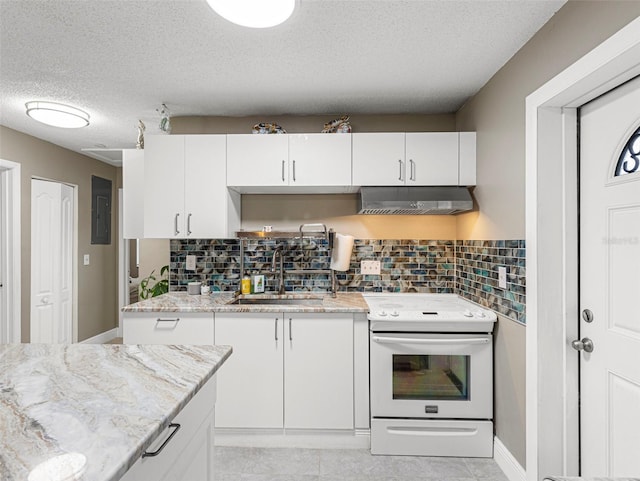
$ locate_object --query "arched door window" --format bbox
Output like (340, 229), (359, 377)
(615, 124), (640, 176)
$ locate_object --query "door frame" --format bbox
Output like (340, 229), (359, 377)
(525, 17), (640, 481)
(30, 177), (79, 343)
(0, 159), (21, 343)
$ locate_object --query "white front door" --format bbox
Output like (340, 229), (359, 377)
(579, 76), (640, 477)
(0, 174), (5, 343)
(30, 179), (74, 343)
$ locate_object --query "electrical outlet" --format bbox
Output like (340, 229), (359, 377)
(498, 266), (507, 289)
(186, 255), (196, 271)
(83, 254), (90, 266)
(361, 260), (381, 275)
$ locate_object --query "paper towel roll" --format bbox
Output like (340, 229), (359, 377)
(330, 233), (354, 271)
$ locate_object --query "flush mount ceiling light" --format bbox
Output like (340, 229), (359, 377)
(206, 0), (295, 28)
(25, 101), (90, 128)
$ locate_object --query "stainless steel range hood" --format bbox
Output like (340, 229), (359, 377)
(358, 186), (474, 215)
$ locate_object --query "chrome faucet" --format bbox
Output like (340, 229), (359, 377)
(271, 245), (286, 295)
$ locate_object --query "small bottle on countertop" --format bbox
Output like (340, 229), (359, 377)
(241, 272), (251, 295)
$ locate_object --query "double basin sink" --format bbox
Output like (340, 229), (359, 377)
(230, 294), (326, 306)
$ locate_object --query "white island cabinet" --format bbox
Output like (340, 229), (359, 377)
(143, 134), (240, 238)
(226, 133), (352, 192)
(214, 312), (354, 430)
(120, 375), (217, 481)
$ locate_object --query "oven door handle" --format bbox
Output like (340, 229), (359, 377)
(371, 335), (490, 345)
(386, 426), (478, 437)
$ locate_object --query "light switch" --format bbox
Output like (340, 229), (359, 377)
(498, 266), (507, 289)
(83, 254), (90, 266)
(186, 255), (196, 271)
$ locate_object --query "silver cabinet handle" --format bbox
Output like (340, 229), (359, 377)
(156, 318), (180, 322)
(571, 337), (594, 353)
(289, 318), (292, 341)
(409, 159), (415, 181)
(275, 317), (279, 341)
(187, 213), (192, 236)
(292, 160), (296, 182)
(398, 159), (403, 181)
(174, 213), (180, 236)
(281, 160), (286, 182)
(142, 423), (181, 458)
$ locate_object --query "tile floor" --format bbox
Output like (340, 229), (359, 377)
(213, 447), (509, 481)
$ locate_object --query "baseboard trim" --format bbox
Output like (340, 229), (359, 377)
(81, 328), (119, 344)
(215, 428), (370, 449)
(494, 436), (526, 481)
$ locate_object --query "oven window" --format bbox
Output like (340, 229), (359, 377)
(392, 355), (470, 401)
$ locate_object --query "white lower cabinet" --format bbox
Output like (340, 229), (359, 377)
(214, 313), (284, 429)
(122, 312), (214, 345)
(214, 312), (354, 430)
(121, 376), (216, 481)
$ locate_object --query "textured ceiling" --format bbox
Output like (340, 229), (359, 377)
(0, 0), (566, 166)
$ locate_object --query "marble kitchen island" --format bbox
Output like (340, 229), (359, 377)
(0, 343), (232, 481)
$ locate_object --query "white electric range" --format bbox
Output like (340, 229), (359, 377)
(364, 293), (497, 458)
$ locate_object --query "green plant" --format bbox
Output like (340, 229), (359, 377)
(139, 265), (169, 300)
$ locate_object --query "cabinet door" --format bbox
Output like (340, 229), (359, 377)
(284, 313), (354, 429)
(120, 377), (216, 481)
(123, 313), (214, 345)
(288, 134), (351, 186)
(458, 132), (476, 186)
(352, 133), (405, 186)
(226, 134), (289, 187)
(122, 149), (144, 239)
(214, 313), (284, 428)
(406, 132), (458, 185)
(144, 135), (185, 238)
(184, 135), (227, 238)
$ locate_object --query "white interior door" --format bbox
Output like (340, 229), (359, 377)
(31, 179), (74, 343)
(579, 76), (640, 477)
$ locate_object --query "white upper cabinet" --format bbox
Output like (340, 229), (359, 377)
(226, 133), (352, 192)
(122, 149), (144, 239)
(353, 132), (476, 187)
(458, 132), (477, 186)
(144, 135), (240, 238)
(226, 134), (289, 187)
(352, 133), (406, 186)
(405, 132), (459, 185)
(288, 134), (351, 186)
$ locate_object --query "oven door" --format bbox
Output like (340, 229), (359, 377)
(370, 332), (492, 419)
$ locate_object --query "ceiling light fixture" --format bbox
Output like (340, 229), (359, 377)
(206, 0), (295, 28)
(25, 101), (90, 128)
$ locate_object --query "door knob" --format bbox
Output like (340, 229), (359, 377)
(571, 337), (594, 353)
(42, 297), (49, 304)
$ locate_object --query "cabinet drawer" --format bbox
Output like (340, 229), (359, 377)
(371, 418), (493, 457)
(123, 312), (214, 345)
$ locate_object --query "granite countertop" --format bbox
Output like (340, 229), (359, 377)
(0, 343), (232, 481)
(121, 291), (369, 313)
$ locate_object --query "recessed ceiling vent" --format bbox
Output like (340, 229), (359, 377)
(358, 186), (474, 215)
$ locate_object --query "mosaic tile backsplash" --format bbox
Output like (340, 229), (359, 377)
(170, 238), (526, 324)
(456, 240), (526, 323)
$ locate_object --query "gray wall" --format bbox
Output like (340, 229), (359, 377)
(456, 0), (640, 467)
(0, 125), (121, 342)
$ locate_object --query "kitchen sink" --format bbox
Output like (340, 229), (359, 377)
(230, 296), (325, 306)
